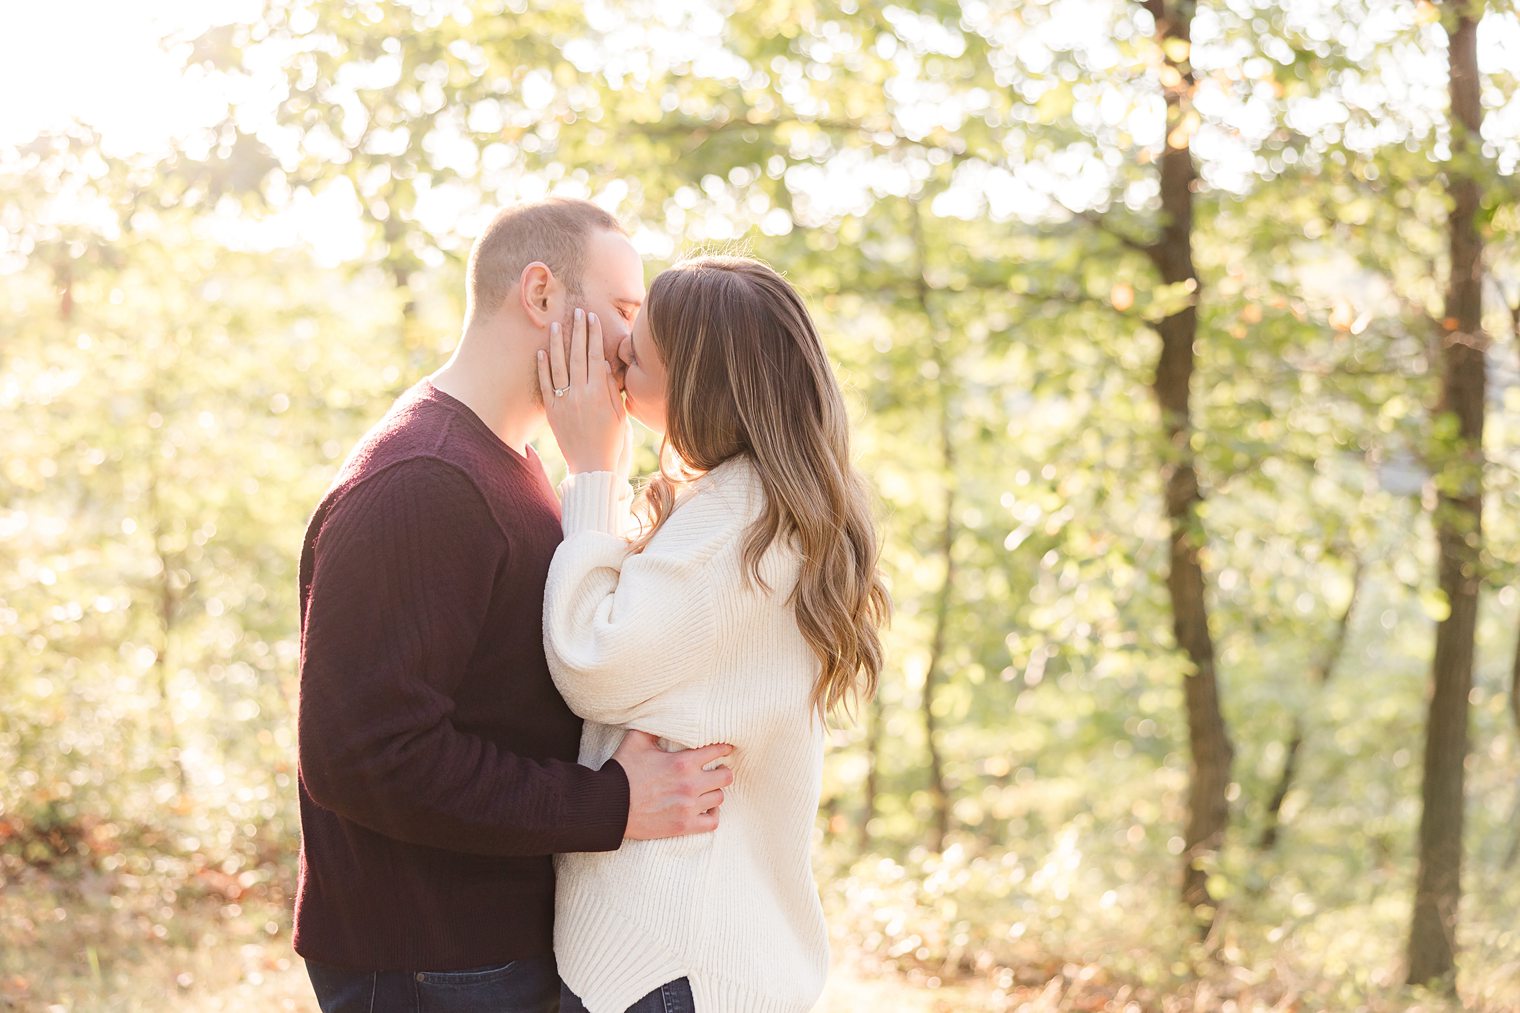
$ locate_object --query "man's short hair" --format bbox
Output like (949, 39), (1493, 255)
(466, 198), (626, 321)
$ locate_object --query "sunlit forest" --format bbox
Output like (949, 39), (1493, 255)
(4, 0), (1520, 1010)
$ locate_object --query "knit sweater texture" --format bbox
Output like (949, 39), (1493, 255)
(293, 380), (630, 972)
(544, 457), (830, 1013)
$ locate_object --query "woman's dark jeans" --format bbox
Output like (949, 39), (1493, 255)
(304, 954), (559, 1012)
(560, 976), (694, 1013)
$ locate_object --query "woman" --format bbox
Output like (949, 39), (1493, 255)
(534, 256), (890, 1013)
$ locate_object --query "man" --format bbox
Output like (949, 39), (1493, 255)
(294, 199), (733, 1011)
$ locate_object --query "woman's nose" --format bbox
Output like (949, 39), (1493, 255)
(617, 335), (633, 366)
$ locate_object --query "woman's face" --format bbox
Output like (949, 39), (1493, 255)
(618, 307), (668, 435)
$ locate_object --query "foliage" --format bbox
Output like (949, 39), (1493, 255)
(3, 0), (1520, 1008)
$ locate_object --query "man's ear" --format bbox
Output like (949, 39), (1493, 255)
(519, 262), (560, 327)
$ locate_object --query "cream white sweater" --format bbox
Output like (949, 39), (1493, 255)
(543, 456), (829, 1013)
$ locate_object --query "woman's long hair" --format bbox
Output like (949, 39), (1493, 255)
(629, 256), (890, 717)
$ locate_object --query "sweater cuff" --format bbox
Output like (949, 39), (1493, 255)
(563, 758), (630, 852)
(560, 471), (632, 538)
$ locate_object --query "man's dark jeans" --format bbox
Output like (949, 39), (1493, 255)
(305, 954), (559, 1012)
(559, 977), (694, 1013)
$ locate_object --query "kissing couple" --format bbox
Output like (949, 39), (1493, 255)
(293, 198), (889, 1013)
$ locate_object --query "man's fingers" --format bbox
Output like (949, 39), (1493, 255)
(698, 765), (735, 791)
(569, 307), (588, 387)
(548, 321), (569, 393)
(687, 742), (735, 769)
(696, 788), (725, 812)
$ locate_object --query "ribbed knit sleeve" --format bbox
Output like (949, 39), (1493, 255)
(557, 470), (632, 538)
(298, 456), (629, 856)
(543, 477), (725, 731)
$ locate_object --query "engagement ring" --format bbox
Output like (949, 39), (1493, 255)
(553, 385), (570, 397)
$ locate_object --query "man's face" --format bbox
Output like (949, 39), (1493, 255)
(567, 229), (645, 390)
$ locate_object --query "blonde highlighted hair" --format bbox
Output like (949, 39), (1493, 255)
(630, 256), (890, 717)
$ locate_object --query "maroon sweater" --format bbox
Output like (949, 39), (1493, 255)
(292, 380), (629, 971)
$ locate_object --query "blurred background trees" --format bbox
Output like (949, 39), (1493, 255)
(3, 0), (1520, 1009)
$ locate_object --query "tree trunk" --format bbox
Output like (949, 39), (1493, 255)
(922, 472), (954, 852)
(56, 258), (73, 322)
(1140, 0), (1233, 932)
(1514, 614), (1520, 751)
(912, 200), (953, 852)
(1507, 295), (1520, 872)
(382, 209), (423, 382)
(145, 386), (188, 794)
(1506, 626), (1520, 870)
(859, 691), (883, 853)
(1258, 558), (1364, 851)
(1510, 296), (1520, 744)
(1407, 4), (1486, 989)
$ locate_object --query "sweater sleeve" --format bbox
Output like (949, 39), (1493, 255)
(543, 471), (721, 733)
(297, 457), (629, 857)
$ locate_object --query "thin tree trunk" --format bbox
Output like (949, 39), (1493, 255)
(1509, 293), (1520, 746)
(1140, 0), (1233, 931)
(1506, 293), (1520, 871)
(1407, 4), (1486, 989)
(1514, 490), (1520, 796)
(1514, 620), (1520, 760)
(912, 200), (953, 852)
(859, 691), (882, 854)
(1258, 558), (1364, 851)
(145, 387), (188, 794)
(382, 209), (422, 382)
(922, 471), (954, 852)
(57, 259), (73, 322)
(1505, 626), (1520, 870)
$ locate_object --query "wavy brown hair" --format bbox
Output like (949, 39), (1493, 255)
(629, 256), (890, 717)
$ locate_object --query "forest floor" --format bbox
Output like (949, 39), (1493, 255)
(0, 864), (1006, 1013)
(0, 861), (1505, 1012)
